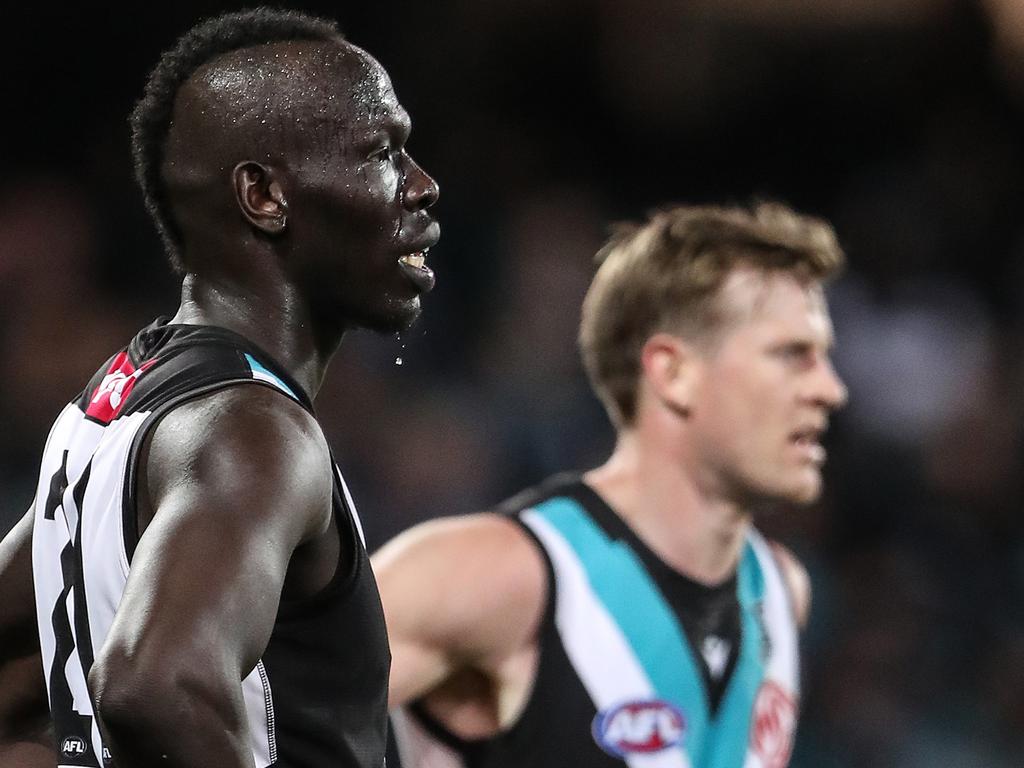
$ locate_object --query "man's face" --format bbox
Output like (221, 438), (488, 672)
(282, 43), (440, 333)
(685, 267), (847, 506)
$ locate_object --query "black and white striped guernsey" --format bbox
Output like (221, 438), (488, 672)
(30, 318), (390, 768)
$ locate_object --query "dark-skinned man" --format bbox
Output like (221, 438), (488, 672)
(0, 8), (439, 768)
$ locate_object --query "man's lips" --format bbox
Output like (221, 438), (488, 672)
(398, 247), (435, 294)
(790, 424), (827, 465)
(397, 220), (440, 294)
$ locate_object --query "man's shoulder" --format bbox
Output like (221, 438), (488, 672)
(374, 511), (549, 638)
(140, 384), (332, 531)
(493, 472), (585, 517)
(147, 384), (327, 473)
(379, 512), (540, 572)
(77, 319), (312, 423)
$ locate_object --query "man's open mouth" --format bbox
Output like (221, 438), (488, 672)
(399, 251), (427, 269)
(398, 248), (435, 293)
(790, 425), (826, 464)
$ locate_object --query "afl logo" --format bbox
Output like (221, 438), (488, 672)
(751, 681), (797, 768)
(591, 699), (686, 758)
(61, 736), (88, 758)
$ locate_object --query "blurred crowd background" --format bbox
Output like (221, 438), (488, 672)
(2, 1), (1023, 765)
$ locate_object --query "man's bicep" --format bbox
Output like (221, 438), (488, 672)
(102, 389), (333, 682)
(374, 514), (547, 708)
(111, 490), (293, 676)
(374, 523), (459, 707)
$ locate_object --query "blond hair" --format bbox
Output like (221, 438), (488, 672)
(579, 201), (844, 427)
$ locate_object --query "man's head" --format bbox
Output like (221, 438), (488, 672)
(132, 8), (440, 333)
(580, 202), (847, 505)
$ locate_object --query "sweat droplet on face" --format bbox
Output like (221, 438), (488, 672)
(394, 333), (406, 366)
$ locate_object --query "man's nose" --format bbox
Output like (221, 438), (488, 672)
(402, 156), (439, 212)
(818, 359), (848, 410)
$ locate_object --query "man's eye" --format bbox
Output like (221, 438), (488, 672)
(369, 146), (393, 162)
(777, 343), (812, 361)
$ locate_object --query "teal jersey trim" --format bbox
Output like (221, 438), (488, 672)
(244, 353), (299, 401)
(703, 544), (766, 767)
(532, 496), (767, 765)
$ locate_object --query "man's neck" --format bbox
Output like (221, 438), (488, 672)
(583, 432), (750, 586)
(171, 273), (342, 400)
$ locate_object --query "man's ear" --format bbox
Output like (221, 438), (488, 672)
(639, 332), (700, 417)
(233, 161), (287, 235)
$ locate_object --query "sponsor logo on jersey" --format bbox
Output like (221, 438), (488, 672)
(591, 699), (686, 758)
(61, 735), (88, 758)
(85, 352), (156, 424)
(751, 680), (796, 768)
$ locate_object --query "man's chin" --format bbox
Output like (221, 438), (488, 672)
(784, 473), (823, 507)
(357, 298), (422, 335)
(747, 471), (822, 510)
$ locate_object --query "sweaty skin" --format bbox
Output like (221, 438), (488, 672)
(0, 33), (439, 768)
(90, 41), (437, 768)
(90, 388), (336, 767)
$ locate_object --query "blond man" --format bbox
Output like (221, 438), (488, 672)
(375, 202), (847, 768)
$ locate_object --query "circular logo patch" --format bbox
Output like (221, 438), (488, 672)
(592, 699), (686, 758)
(751, 681), (797, 768)
(61, 736), (89, 758)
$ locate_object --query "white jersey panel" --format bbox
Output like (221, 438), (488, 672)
(32, 395), (276, 768)
(33, 403), (119, 767)
(78, 411), (150, 643)
(32, 403), (103, 681)
(747, 530), (800, 695)
(743, 531), (801, 768)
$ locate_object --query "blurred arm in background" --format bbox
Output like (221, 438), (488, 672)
(0, 510), (54, 766)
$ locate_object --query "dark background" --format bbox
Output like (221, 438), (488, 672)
(2, 1), (1023, 765)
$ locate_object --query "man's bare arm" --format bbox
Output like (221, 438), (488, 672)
(373, 513), (548, 710)
(88, 386), (333, 768)
(769, 541), (812, 629)
(0, 509), (55, 766)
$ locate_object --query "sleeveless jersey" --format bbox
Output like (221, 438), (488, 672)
(30, 318), (390, 768)
(392, 476), (800, 768)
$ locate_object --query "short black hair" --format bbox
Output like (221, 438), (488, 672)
(131, 7), (344, 271)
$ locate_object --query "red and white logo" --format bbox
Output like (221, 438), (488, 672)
(85, 352), (155, 424)
(592, 699), (686, 758)
(751, 681), (797, 768)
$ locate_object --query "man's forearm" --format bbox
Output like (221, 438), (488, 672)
(102, 721), (256, 768)
(93, 667), (256, 768)
(0, 732), (56, 768)
(0, 649), (55, 767)
(0, 512), (55, 766)
(0, 710), (55, 768)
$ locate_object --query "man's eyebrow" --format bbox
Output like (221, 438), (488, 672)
(821, 328), (837, 352)
(382, 110), (412, 141)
